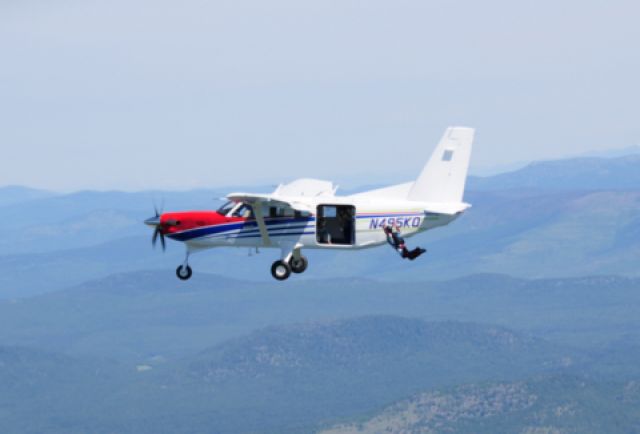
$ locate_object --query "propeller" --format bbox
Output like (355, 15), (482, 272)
(145, 203), (165, 251)
(152, 224), (166, 251)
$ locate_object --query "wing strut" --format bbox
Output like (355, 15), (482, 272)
(252, 204), (272, 247)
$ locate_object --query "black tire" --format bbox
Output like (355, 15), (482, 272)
(271, 260), (291, 281)
(289, 255), (308, 274)
(176, 265), (193, 281)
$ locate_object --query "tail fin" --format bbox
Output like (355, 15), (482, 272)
(407, 127), (474, 203)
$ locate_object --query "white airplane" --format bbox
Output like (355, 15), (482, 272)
(145, 127), (474, 281)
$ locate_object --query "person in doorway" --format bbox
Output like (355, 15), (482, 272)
(383, 224), (426, 260)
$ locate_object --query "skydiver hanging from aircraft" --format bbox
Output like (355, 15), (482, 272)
(383, 224), (426, 260)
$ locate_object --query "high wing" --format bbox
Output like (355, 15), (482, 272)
(227, 178), (336, 213)
(226, 179), (335, 247)
(225, 192), (315, 214)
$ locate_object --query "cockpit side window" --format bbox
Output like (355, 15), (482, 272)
(217, 201), (235, 216)
(231, 204), (254, 219)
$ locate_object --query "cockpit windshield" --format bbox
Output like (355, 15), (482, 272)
(217, 201), (235, 215)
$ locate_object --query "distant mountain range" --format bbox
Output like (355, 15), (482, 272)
(0, 185), (56, 207)
(1, 271), (638, 364)
(1, 191), (639, 297)
(1, 269), (639, 433)
(0, 153), (638, 433)
(0, 316), (580, 434)
(467, 154), (640, 191)
(0, 311), (638, 434)
(320, 375), (640, 434)
(189, 316), (564, 382)
(0, 153), (638, 298)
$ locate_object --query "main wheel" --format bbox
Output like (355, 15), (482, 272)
(176, 265), (193, 281)
(289, 255), (308, 274)
(271, 260), (291, 281)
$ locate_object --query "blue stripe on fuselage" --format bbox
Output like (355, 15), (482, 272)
(205, 223), (312, 239)
(167, 217), (315, 242)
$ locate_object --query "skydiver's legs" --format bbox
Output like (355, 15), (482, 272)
(384, 225), (427, 260)
(406, 247), (427, 260)
(396, 246), (426, 260)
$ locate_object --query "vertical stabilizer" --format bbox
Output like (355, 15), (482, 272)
(407, 127), (474, 203)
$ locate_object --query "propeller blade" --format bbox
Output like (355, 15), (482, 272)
(152, 227), (159, 247)
(148, 202), (166, 252)
(152, 198), (164, 217)
(151, 227), (166, 251)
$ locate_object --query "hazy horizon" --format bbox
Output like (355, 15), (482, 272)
(2, 144), (640, 194)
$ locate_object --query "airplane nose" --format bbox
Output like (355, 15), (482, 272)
(144, 216), (161, 226)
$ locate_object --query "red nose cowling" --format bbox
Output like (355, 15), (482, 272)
(160, 211), (237, 236)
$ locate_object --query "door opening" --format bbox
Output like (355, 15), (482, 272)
(316, 205), (355, 245)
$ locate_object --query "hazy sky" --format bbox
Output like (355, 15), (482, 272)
(1, 0), (639, 191)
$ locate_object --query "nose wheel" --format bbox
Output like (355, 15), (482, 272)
(176, 265), (192, 281)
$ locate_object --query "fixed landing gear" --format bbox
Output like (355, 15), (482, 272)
(270, 253), (308, 281)
(176, 251), (192, 281)
(176, 265), (192, 280)
(271, 260), (291, 281)
(289, 255), (308, 274)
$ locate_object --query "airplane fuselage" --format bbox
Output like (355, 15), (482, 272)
(162, 198), (461, 253)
